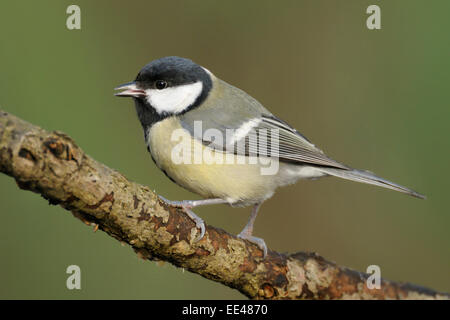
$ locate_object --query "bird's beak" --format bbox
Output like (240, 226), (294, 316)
(114, 81), (146, 98)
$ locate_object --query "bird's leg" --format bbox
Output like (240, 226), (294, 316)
(237, 203), (267, 257)
(158, 195), (228, 241)
(159, 196), (228, 209)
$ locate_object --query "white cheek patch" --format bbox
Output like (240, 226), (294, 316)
(145, 81), (203, 115)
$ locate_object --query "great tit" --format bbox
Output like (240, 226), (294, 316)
(115, 56), (425, 257)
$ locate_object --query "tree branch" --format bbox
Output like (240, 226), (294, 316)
(0, 109), (447, 300)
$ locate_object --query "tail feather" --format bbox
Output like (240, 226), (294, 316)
(317, 167), (426, 199)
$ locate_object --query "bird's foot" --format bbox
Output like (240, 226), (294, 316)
(237, 232), (268, 258)
(158, 195), (205, 241)
(158, 195), (194, 209)
(182, 207), (206, 242)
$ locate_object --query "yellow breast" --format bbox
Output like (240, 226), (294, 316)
(147, 117), (278, 205)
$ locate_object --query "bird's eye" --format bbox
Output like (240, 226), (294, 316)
(155, 80), (168, 90)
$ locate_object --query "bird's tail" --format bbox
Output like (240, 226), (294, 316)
(317, 167), (426, 199)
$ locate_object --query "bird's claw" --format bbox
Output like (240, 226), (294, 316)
(158, 195), (204, 241)
(183, 206), (205, 242)
(158, 195), (193, 209)
(237, 233), (268, 258)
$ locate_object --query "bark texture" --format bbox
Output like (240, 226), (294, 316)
(0, 109), (447, 300)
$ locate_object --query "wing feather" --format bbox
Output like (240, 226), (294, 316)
(177, 79), (348, 169)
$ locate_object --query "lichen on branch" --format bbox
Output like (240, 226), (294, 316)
(0, 110), (447, 300)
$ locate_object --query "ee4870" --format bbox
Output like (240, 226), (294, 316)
(226, 304), (268, 315)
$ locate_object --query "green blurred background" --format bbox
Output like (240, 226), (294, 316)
(0, 0), (449, 299)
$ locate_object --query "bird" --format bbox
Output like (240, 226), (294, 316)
(115, 56), (425, 257)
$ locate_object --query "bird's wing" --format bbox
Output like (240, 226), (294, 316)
(179, 110), (348, 169)
(255, 114), (348, 169)
(178, 78), (347, 169)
